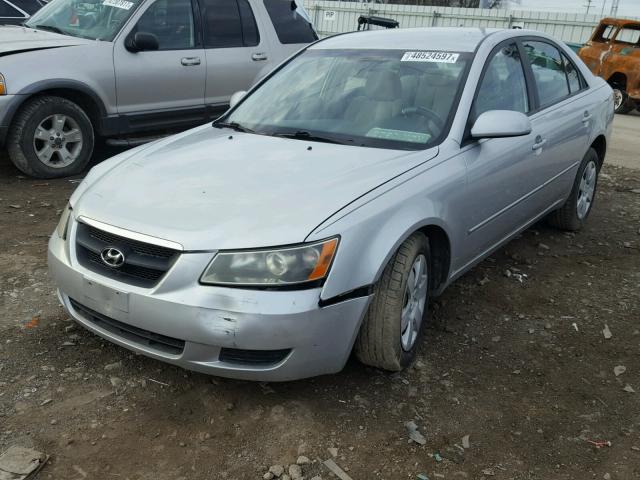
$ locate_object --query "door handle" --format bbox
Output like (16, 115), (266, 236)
(582, 111), (593, 123)
(251, 52), (268, 61)
(532, 136), (547, 151)
(181, 57), (201, 66)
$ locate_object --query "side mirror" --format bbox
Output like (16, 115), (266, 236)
(229, 91), (247, 109)
(471, 110), (532, 139)
(125, 32), (159, 53)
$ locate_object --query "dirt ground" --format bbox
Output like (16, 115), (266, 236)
(1, 120), (639, 480)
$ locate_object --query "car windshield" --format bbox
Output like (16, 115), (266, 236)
(25, 0), (143, 41)
(222, 48), (471, 150)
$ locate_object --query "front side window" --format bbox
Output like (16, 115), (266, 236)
(615, 27), (640, 45)
(135, 0), (195, 50)
(263, 0), (317, 45)
(221, 49), (471, 150)
(472, 43), (529, 122)
(594, 24), (615, 43)
(523, 41), (570, 108)
(201, 0), (259, 48)
(25, 0), (144, 41)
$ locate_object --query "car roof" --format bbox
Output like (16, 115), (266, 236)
(309, 27), (503, 53)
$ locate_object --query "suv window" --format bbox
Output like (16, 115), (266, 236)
(472, 43), (529, 121)
(523, 40), (570, 108)
(615, 27), (640, 45)
(263, 0), (317, 44)
(201, 0), (259, 48)
(0, 1), (22, 17)
(136, 0), (195, 50)
(594, 24), (615, 43)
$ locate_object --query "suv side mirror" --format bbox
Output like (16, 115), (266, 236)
(126, 32), (160, 53)
(471, 110), (532, 139)
(229, 91), (247, 109)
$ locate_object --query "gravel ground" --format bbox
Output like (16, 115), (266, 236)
(0, 125), (639, 480)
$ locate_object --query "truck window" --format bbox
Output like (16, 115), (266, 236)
(594, 24), (615, 43)
(615, 27), (640, 46)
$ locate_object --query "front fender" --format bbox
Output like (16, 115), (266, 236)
(309, 151), (467, 301)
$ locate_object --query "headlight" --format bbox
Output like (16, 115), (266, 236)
(0, 74), (6, 95)
(200, 237), (339, 287)
(56, 203), (72, 239)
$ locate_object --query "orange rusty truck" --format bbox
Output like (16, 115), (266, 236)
(579, 18), (640, 114)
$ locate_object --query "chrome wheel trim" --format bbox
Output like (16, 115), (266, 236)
(400, 253), (428, 351)
(33, 114), (83, 168)
(613, 89), (624, 110)
(577, 160), (597, 220)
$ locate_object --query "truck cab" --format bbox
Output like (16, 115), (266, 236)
(579, 18), (640, 114)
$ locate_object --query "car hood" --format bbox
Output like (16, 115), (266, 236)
(0, 26), (91, 55)
(74, 126), (437, 251)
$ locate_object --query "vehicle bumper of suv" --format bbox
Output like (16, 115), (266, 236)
(48, 226), (371, 381)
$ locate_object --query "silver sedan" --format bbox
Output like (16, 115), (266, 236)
(48, 27), (614, 381)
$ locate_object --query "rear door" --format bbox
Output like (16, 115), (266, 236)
(113, 0), (206, 131)
(601, 24), (640, 86)
(199, 0), (274, 113)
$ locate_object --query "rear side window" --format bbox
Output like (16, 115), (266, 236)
(263, 0), (317, 44)
(615, 27), (640, 45)
(562, 54), (584, 93)
(201, 0), (260, 48)
(523, 41), (570, 108)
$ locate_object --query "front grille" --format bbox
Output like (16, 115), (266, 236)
(219, 347), (291, 365)
(75, 222), (180, 288)
(69, 298), (185, 355)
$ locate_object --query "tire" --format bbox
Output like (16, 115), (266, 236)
(355, 233), (431, 371)
(547, 148), (600, 231)
(612, 88), (635, 114)
(7, 95), (95, 178)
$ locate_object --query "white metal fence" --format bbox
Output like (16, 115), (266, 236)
(304, 1), (640, 44)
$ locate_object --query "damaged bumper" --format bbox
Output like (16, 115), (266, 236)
(47, 223), (371, 381)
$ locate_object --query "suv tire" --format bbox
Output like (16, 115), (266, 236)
(7, 96), (94, 178)
(355, 233), (431, 371)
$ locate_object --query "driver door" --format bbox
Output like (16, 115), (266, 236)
(113, 0), (206, 132)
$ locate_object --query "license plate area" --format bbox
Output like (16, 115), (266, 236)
(83, 277), (129, 314)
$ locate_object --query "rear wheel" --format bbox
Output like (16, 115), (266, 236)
(355, 233), (430, 371)
(7, 96), (94, 178)
(612, 88), (635, 114)
(547, 148), (600, 231)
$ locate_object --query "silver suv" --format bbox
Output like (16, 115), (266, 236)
(0, 0), (316, 178)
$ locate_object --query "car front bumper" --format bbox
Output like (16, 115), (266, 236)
(48, 223), (371, 381)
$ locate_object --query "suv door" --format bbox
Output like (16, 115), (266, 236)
(113, 0), (206, 132)
(521, 39), (592, 208)
(199, 0), (273, 112)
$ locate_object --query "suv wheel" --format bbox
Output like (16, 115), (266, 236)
(355, 233), (431, 371)
(612, 88), (635, 114)
(7, 96), (95, 178)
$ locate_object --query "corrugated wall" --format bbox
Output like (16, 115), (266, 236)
(304, 1), (640, 43)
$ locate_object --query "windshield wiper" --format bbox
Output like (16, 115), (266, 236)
(32, 24), (66, 35)
(271, 130), (349, 145)
(213, 121), (254, 134)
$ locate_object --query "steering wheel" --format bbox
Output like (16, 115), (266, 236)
(401, 106), (445, 131)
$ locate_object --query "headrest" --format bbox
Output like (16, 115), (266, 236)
(365, 70), (402, 101)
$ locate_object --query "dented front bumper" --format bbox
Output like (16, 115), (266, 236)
(47, 222), (370, 381)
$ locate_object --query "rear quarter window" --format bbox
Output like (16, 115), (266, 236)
(263, 0), (317, 44)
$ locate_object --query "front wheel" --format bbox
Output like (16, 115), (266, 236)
(547, 148), (600, 231)
(355, 233), (431, 371)
(613, 88), (635, 114)
(7, 96), (95, 178)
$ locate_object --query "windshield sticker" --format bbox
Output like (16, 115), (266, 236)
(366, 128), (431, 144)
(103, 0), (134, 10)
(401, 51), (460, 63)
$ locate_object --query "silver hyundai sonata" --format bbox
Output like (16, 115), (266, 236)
(48, 27), (614, 381)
